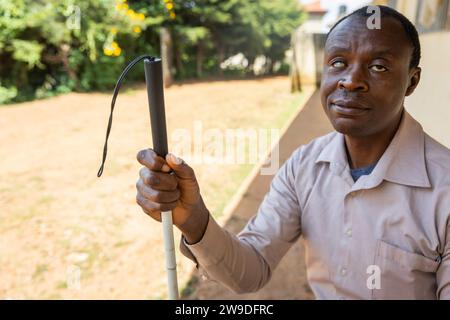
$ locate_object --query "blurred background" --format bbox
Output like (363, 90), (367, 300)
(0, 0), (449, 300)
(0, 0), (305, 103)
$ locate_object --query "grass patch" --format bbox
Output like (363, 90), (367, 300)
(180, 275), (199, 298)
(114, 240), (132, 248)
(32, 264), (49, 281)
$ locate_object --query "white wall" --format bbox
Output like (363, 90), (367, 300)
(405, 31), (450, 148)
(396, 0), (419, 22)
(293, 26), (319, 85)
(392, 0), (450, 148)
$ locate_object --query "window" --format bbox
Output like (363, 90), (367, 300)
(415, 0), (449, 33)
(447, 1), (450, 29)
(388, 0), (398, 8)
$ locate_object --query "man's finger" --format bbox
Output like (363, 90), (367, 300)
(136, 149), (171, 172)
(139, 167), (178, 191)
(165, 153), (196, 180)
(136, 193), (178, 216)
(136, 180), (181, 203)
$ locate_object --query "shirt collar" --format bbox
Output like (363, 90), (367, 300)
(316, 110), (431, 189)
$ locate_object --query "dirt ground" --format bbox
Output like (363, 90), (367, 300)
(0, 76), (313, 299)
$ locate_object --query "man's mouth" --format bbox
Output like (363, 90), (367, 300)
(330, 100), (371, 116)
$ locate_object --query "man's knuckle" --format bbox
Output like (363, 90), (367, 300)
(153, 191), (165, 203)
(136, 193), (144, 206)
(148, 158), (157, 169)
(147, 173), (160, 186)
(169, 176), (178, 188)
(152, 202), (162, 210)
(139, 167), (147, 178)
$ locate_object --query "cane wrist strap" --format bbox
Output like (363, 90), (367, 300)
(97, 55), (155, 177)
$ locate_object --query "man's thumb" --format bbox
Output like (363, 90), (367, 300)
(165, 153), (196, 181)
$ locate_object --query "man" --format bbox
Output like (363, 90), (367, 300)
(135, 6), (450, 299)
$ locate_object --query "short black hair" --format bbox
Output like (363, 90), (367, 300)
(327, 5), (421, 69)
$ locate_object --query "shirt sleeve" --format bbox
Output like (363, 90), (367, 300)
(437, 219), (450, 299)
(180, 149), (303, 294)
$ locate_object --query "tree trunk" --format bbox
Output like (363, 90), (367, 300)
(196, 41), (204, 78)
(266, 57), (273, 75)
(160, 27), (173, 87)
(290, 32), (302, 92)
(247, 56), (256, 76)
(42, 44), (79, 90)
(60, 44), (79, 89)
(174, 40), (184, 79)
(217, 43), (225, 76)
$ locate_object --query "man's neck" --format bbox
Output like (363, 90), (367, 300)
(344, 111), (404, 169)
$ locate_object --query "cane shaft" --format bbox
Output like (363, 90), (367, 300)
(144, 58), (168, 157)
(144, 58), (178, 300)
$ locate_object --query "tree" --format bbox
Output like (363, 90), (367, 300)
(0, 0), (305, 104)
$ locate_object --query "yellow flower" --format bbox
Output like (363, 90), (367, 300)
(114, 48), (122, 57)
(127, 9), (134, 17)
(111, 41), (119, 49)
(133, 26), (141, 34)
(104, 47), (113, 56)
(122, 3), (128, 10)
(115, 3), (123, 10)
(166, 3), (173, 10)
(113, 47), (122, 56)
(110, 27), (118, 35)
(169, 11), (176, 19)
(138, 13), (145, 21)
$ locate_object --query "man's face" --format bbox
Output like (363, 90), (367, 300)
(320, 15), (420, 137)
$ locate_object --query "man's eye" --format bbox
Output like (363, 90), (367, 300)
(331, 61), (345, 68)
(370, 65), (387, 72)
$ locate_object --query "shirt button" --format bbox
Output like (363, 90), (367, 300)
(346, 228), (352, 237)
(341, 268), (347, 276)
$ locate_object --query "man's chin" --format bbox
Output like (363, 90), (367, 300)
(331, 118), (368, 137)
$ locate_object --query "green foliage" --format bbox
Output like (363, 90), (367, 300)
(0, 0), (304, 104)
(0, 84), (18, 104)
(0, 0), (153, 103)
(11, 40), (44, 68)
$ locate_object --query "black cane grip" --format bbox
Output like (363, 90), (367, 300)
(144, 58), (169, 158)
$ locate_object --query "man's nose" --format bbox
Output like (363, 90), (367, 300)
(338, 65), (369, 92)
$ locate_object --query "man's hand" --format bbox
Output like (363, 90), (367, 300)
(136, 149), (209, 244)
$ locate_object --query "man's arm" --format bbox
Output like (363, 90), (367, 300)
(180, 149), (303, 293)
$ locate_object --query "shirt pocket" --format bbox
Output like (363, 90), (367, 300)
(372, 239), (439, 300)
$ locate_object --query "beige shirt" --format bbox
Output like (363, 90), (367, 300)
(181, 111), (450, 300)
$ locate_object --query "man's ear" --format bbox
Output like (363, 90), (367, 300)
(405, 67), (421, 96)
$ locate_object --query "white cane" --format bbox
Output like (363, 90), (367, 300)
(161, 211), (179, 299)
(97, 55), (179, 300)
(144, 58), (179, 300)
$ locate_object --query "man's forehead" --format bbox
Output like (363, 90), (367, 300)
(325, 15), (410, 54)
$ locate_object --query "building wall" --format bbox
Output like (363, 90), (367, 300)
(396, 0), (419, 22)
(292, 26), (318, 85)
(393, 0), (450, 148)
(291, 14), (327, 87)
(405, 31), (450, 147)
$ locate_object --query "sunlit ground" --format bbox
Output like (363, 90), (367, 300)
(0, 76), (314, 299)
